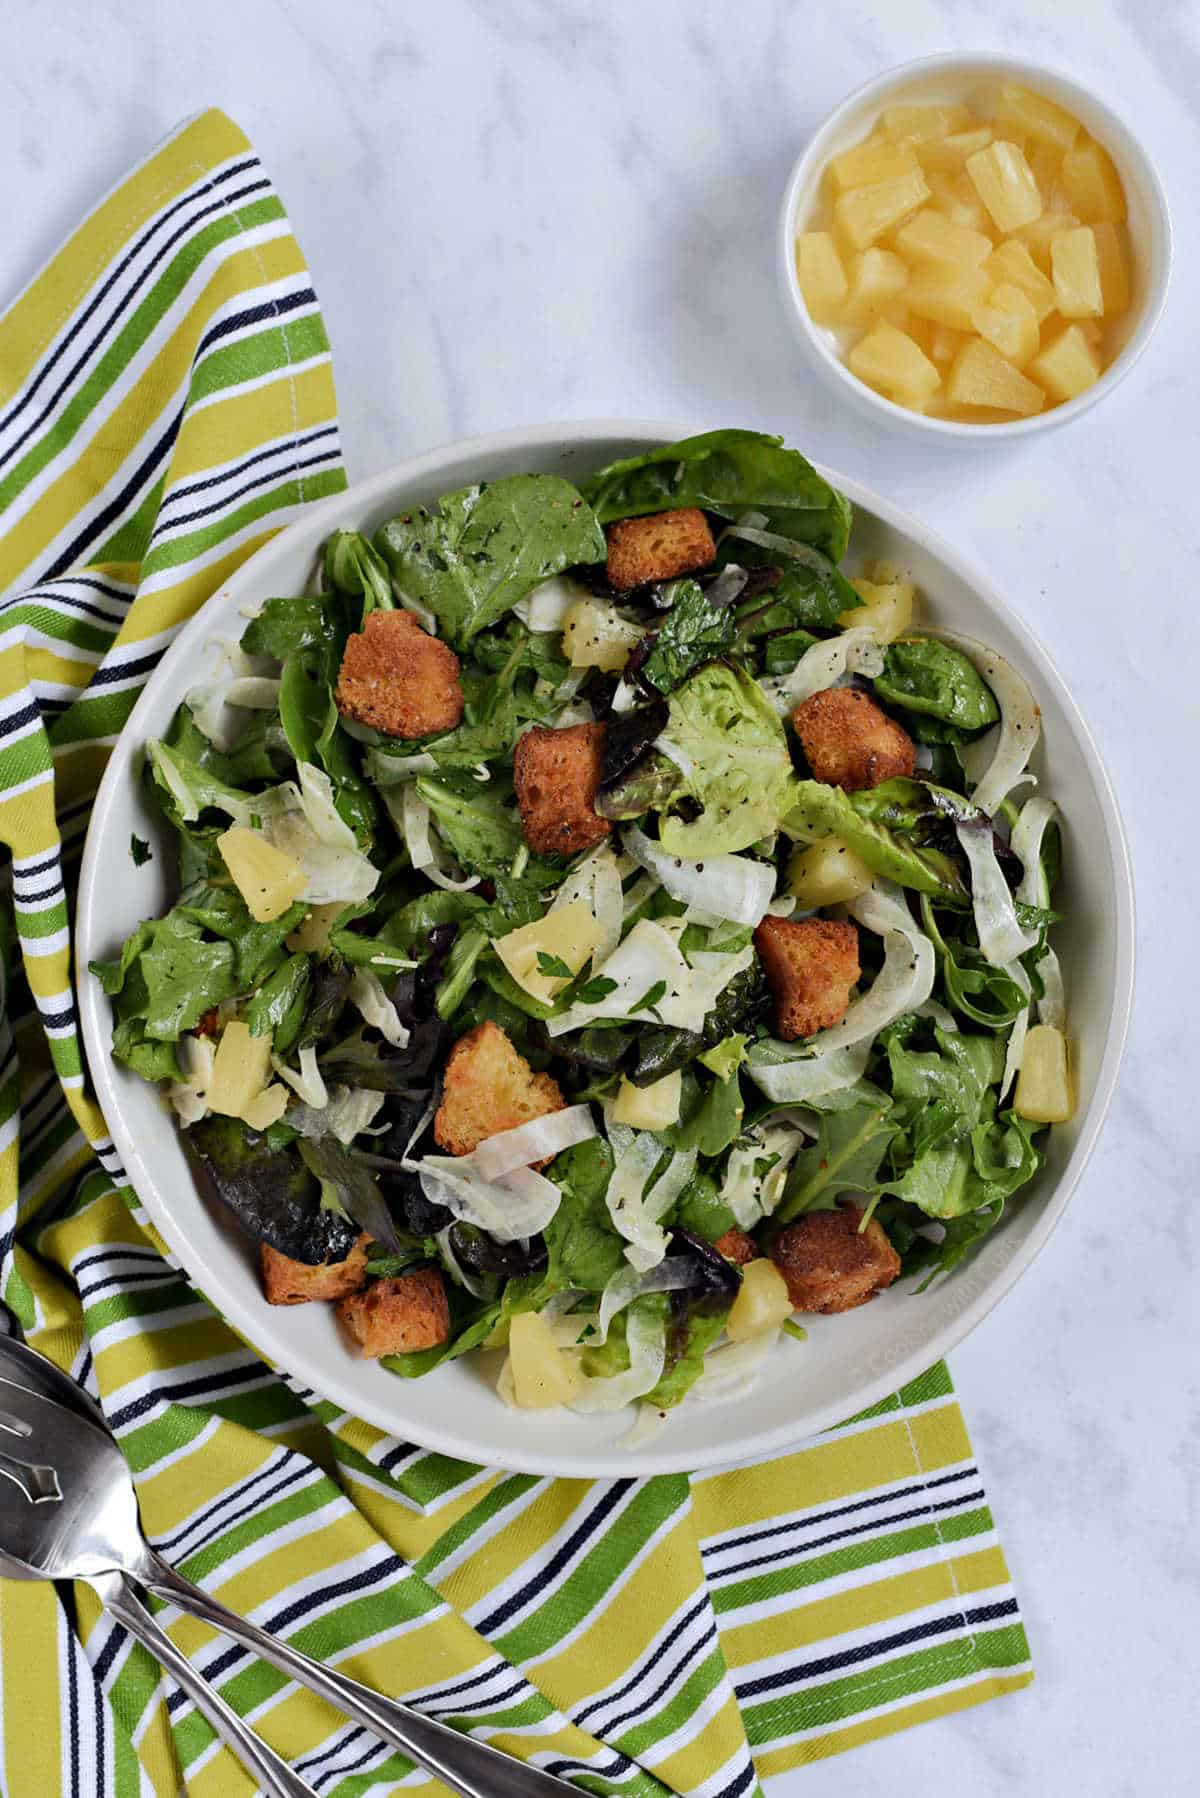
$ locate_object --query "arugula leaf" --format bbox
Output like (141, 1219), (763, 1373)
(776, 1097), (898, 1222)
(111, 1018), (181, 1081)
(536, 951), (573, 980)
(374, 475), (606, 644)
(543, 1138), (625, 1292)
(641, 580), (737, 693)
(670, 1169), (736, 1242)
(414, 772), (522, 876)
(648, 1308), (730, 1408)
(130, 835), (152, 866)
(919, 897), (1031, 1027)
(582, 429), (853, 563)
(382, 1290), (501, 1378)
(669, 1068), (745, 1157)
(240, 594), (329, 660)
(763, 627), (819, 675)
(435, 925), (489, 1019)
(324, 529), (393, 614)
(875, 639), (1000, 731)
(784, 781), (969, 906)
(91, 909), (238, 1042)
(146, 737), (250, 828)
(245, 953), (310, 1055)
(177, 886), (307, 989)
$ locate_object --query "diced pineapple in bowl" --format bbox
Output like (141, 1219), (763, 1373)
(780, 53), (1170, 440)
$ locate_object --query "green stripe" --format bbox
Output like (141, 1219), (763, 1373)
(416, 1472), (540, 1576)
(138, 466), (345, 579)
(188, 312), (331, 404)
(3, 605), (115, 656)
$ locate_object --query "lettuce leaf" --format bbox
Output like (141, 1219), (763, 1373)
(656, 661), (798, 856)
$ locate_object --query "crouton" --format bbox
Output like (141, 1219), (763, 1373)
(259, 1235), (370, 1306)
(335, 609), (463, 738)
(791, 687), (915, 792)
(770, 1206), (900, 1313)
(713, 1228), (758, 1266)
(336, 1267), (450, 1356)
(605, 508), (716, 590)
(512, 722), (611, 857)
(434, 1020), (565, 1159)
(754, 915), (860, 1041)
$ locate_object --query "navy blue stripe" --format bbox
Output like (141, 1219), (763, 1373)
(738, 1597), (1021, 1700)
(155, 444), (341, 534)
(194, 283), (319, 360)
(574, 1591), (710, 1728)
(0, 701), (40, 741)
(85, 646), (166, 692)
(475, 1479), (637, 1635)
(160, 419), (335, 510)
(706, 1465), (980, 1564)
(44, 409), (184, 581)
(107, 1357), (266, 1430)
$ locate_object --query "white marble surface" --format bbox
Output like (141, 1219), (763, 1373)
(3, 1), (1198, 1792)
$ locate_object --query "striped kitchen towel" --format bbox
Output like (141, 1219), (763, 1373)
(0, 109), (1032, 1796)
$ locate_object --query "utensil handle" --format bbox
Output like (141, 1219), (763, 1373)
(142, 1552), (572, 1796)
(90, 1571), (318, 1798)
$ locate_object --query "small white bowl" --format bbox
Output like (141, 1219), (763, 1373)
(779, 52), (1172, 442)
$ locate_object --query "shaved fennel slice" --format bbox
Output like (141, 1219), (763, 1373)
(689, 1330), (780, 1404)
(760, 627), (886, 714)
(927, 630), (1040, 817)
(550, 841), (623, 967)
(349, 968), (410, 1048)
(1011, 796), (1060, 908)
(955, 823), (1038, 967)
(513, 574), (589, 631)
(595, 1257), (697, 1347)
(1000, 960), (1033, 1100)
(1037, 947), (1067, 1030)
(255, 764), (379, 905)
(721, 1125), (804, 1228)
(414, 1160), (562, 1243)
(271, 1045), (327, 1108)
(469, 1104), (597, 1181)
(169, 1033), (215, 1125)
(388, 782), (479, 893)
(363, 749), (436, 787)
(605, 1134), (697, 1271)
(746, 1038), (872, 1105)
(623, 827), (775, 928)
(546, 919), (752, 1037)
(289, 1086), (386, 1145)
(569, 1303), (668, 1414)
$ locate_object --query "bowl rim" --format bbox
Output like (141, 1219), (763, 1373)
(778, 49), (1174, 442)
(77, 418), (1136, 1476)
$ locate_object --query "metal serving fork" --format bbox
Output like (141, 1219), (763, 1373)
(0, 1343), (573, 1797)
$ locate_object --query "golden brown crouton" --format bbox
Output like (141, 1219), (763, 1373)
(434, 1021), (565, 1159)
(770, 1207), (901, 1313)
(605, 508), (716, 590)
(335, 609), (464, 738)
(512, 722), (611, 857)
(713, 1228), (758, 1266)
(754, 915), (860, 1041)
(791, 687), (915, 792)
(259, 1235), (371, 1306)
(336, 1267), (451, 1356)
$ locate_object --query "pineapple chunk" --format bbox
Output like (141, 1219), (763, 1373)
(984, 240), (1058, 322)
(794, 232), (848, 324)
(217, 826), (305, 924)
(882, 103), (972, 145)
(1051, 226), (1103, 318)
(834, 170), (930, 250)
(562, 598), (642, 672)
(612, 1069), (683, 1131)
(1027, 143), (1066, 208)
(848, 320), (940, 408)
(787, 836), (876, 907)
(241, 1083), (289, 1132)
(727, 1260), (793, 1342)
(1029, 324), (1101, 401)
(995, 84), (1081, 154)
(839, 571), (915, 640)
(1092, 221), (1131, 315)
(826, 136), (920, 195)
(493, 899), (600, 1003)
(1060, 138), (1126, 222)
(966, 141), (1043, 233)
(970, 282), (1041, 366)
(1014, 1025), (1073, 1123)
(946, 339), (1045, 416)
(924, 172), (994, 235)
(508, 1312), (581, 1409)
(207, 1021), (272, 1120)
(894, 206), (992, 268)
(916, 126), (993, 173)
(1015, 212), (1079, 274)
(286, 901), (349, 954)
(906, 262), (991, 331)
(842, 248), (909, 323)
(927, 322), (968, 365)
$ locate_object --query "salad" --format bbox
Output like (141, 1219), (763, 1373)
(92, 429), (1072, 1435)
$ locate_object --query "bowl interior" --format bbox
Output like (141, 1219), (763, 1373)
(781, 54), (1170, 438)
(77, 422), (1133, 1476)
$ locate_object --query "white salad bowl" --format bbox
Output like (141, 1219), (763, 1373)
(77, 421), (1134, 1477)
(778, 52), (1172, 443)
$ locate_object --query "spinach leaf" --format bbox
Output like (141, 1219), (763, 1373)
(240, 594), (329, 661)
(245, 953), (310, 1054)
(732, 554), (860, 635)
(414, 772), (522, 876)
(784, 781), (969, 906)
(374, 475), (606, 644)
(188, 1114), (358, 1264)
(875, 639), (1000, 731)
(670, 1169), (736, 1242)
(641, 580), (737, 693)
(582, 429), (853, 564)
(776, 1097), (898, 1223)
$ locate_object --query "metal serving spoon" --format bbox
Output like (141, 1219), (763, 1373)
(0, 1339), (316, 1797)
(0, 1349), (572, 1796)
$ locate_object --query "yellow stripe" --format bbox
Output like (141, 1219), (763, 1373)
(95, 1312), (246, 1398)
(338, 1463), (504, 1565)
(652, 1689), (750, 1793)
(0, 111), (251, 405)
(753, 1667), (1034, 1775)
(20, 948), (70, 998)
(0, 1584), (63, 1794)
(431, 1482), (595, 1616)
